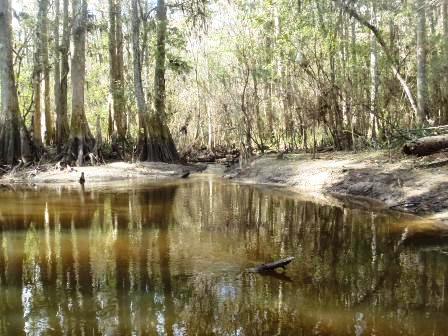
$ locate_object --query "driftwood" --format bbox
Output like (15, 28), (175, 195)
(247, 256), (295, 273)
(403, 135), (448, 156)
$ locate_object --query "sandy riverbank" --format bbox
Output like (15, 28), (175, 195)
(230, 151), (448, 222)
(0, 161), (201, 184)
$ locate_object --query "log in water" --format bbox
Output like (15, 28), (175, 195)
(248, 256), (295, 273)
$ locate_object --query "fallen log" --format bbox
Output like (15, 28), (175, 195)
(247, 256), (295, 273)
(403, 135), (448, 156)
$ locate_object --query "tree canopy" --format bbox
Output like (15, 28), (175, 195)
(0, 0), (446, 164)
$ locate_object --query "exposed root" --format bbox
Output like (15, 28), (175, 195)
(65, 136), (96, 166)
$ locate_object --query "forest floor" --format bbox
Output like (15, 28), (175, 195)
(1, 150), (448, 222)
(231, 150), (448, 223)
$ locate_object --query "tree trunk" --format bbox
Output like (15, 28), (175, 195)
(132, 0), (149, 152)
(68, 0), (94, 166)
(369, 1), (379, 140)
(154, 0), (168, 125)
(108, 0), (127, 145)
(241, 66), (252, 154)
(441, 0), (448, 124)
(131, 0), (146, 123)
(349, 18), (357, 150)
(193, 59), (202, 143)
(56, 0), (70, 152)
(0, 0), (32, 163)
(41, 0), (53, 145)
(54, 0), (61, 150)
(252, 67), (264, 152)
(142, 0), (179, 162)
(33, 1), (43, 149)
(94, 115), (102, 159)
(416, 0), (428, 126)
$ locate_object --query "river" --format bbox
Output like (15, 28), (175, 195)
(0, 178), (447, 335)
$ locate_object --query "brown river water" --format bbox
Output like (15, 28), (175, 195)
(0, 178), (447, 335)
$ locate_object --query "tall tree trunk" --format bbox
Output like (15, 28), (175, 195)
(441, 0), (448, 124)
(41, 0), (53, 145)
(108, 0), (127, 145)
(57, 0), (70, 151)
(0, 0), (32, 163)
(339, 14), (353, 149)
(350, 19), (358, 150)
(240, 65), (252, 159)
(154, 0), (168, 124)
(141, 0), (179, 162)
(252, 67), (264, 151)
(193, 60), (202, 142)
(132, 0), (149, 151)
(428, 7), (442, 125)
(33, 0), (43, 148)
(54, 0), (61, 150)
(416, 0), (428, 126)
(369, 1), (379, 140)
(68, 0), (94, 166)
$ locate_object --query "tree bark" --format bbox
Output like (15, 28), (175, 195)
(56, 0), (70, 151)
(252, 67), (264, 152)
(54, 0), (61, 149)
(0, 0), (32, 163)
(416, 0), (428, 126)
(441, 0), (448, 124)
(41, 0), (53, 145)
(369, 1), (379, 140)
(132, 0), (149, 149)
(108, 0), (127, 144)
(33, 0), (43, 148)
(68, 0), (94, 166)
(241, 65), (252, 154)
(154, 0), (168, 118)
(94, 115), (102, 159)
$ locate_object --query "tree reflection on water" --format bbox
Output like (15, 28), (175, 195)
(0, 179), (448, 335)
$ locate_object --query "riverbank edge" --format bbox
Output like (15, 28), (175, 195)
(1, 151), (448, 223)
(227, 151), (448, 224)
(0, 161), (205, 185)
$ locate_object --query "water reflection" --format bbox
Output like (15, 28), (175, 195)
(0, 179), (448, 335)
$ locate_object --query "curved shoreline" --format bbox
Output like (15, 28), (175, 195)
(2, 151), (448, 224)
(229, 151), (448, 223)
